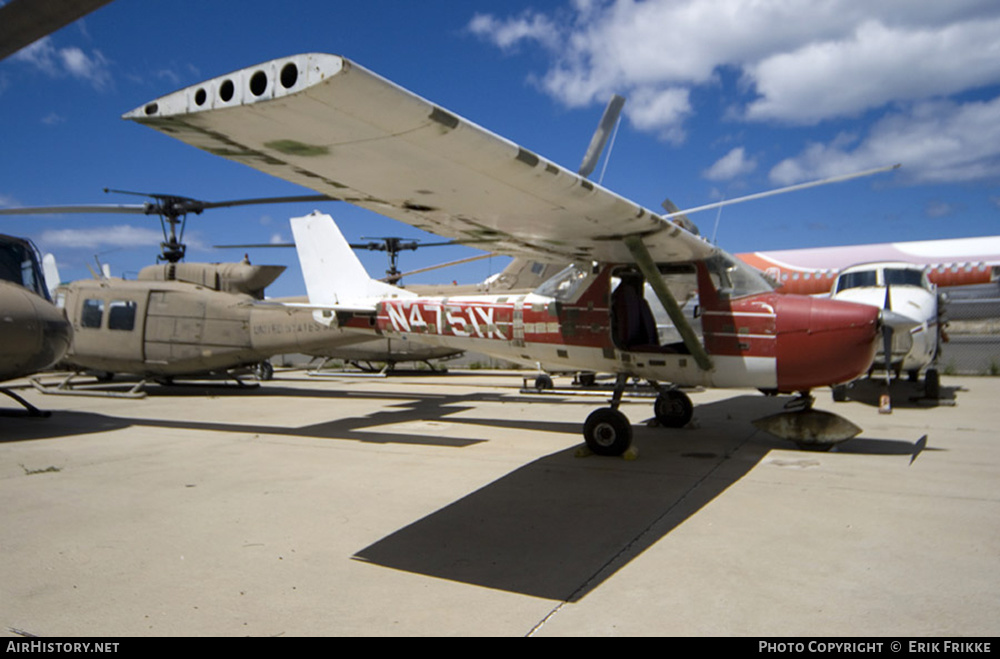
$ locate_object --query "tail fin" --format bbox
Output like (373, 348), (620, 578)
(41, 253), (62, 299)
(290, 211), (414, 308)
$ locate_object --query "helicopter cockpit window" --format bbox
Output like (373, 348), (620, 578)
(0, 238), (48, 299)
(533, 264), (593, 302)
(81, 299), (104, 329)
(108, 300), (137, 331)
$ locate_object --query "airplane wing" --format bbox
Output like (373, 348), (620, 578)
(124, 53), (714, 267)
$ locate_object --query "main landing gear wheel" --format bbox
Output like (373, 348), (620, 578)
(253, 361), (274, 381)
(653, 389), (693, 428)
(583, 407), (633, 456)
(534, 373), (553, 390)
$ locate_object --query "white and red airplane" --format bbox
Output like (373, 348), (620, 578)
(737, 236), (1000, 296)
(125, 52), (902, 455)
(739, 237), (999, 398)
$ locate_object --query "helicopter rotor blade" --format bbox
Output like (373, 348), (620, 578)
(0, 204), (152, 216)
(385, 253), (494, 281)
(193, 194), (338, 211)
(660, 164), (901, 221)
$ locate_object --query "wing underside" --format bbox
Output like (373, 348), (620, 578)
(124, 53), (714, 266)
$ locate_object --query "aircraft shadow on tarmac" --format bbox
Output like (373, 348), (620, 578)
(833, 377), (962, 409)
(1, 384), (930, 602)
(351, 395), (930, 602)
(0, 385), (510, 447)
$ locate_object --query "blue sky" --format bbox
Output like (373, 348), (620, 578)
(1, 0), (998, 297)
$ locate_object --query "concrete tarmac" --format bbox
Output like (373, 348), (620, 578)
(1, 370), (997, 637)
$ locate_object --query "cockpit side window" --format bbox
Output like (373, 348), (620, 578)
(108, 300), (137, 331)
(534, 264), (594, 302)
(81, 298), (105, 329)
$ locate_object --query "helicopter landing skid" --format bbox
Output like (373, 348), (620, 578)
(31, 373), (149, 399)
(0, 387), (51, 416)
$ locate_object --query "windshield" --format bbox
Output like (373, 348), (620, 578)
(0, 235), (49, 300)
(835, 269), (877, 293)
(884, 268), (925, 287)
(704, 253), (775, 299)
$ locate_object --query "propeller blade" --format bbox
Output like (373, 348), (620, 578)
(879, 284), (900, 414)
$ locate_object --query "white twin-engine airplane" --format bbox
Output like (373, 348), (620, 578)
(126, 52), (904, 455)
(742, 237), (1000, 398)
(832, 263), (941, 374)
(737, 236), (1000, 296)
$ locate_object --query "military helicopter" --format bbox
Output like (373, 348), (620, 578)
(0, 190), (417, 396)
(0, 233), (73, 414)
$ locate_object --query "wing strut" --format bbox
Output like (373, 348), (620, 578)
(623, 235), (713, 372)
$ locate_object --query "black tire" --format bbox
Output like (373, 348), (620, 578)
(583, 407), (633, 456)
(534, 374), (553, 390)
(653, 389), (693, 428)
(832, 384), (847, 402)
(925, 368), (940, 400)
(255, 361), (274, 381)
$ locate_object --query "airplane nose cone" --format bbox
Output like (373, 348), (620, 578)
(0, 287), (72, 381)
(775, 295), (879, 392)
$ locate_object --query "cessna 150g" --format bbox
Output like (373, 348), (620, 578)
(220, 231), (564, 373)
(124, 52), (902, 453)
(0, 233), (73, 413)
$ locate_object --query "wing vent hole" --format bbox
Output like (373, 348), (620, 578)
(249, 71), (268, 97)
(219, 79), (235, 102)
(280, 63), (299, 89)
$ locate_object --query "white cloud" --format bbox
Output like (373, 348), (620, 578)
(744, 18), (1000, 124)
(39, 225), (164, 250)
(925, 201), (960, 219)
(624, 87), (691, 143)
(11, 36), (112, 90)
(469, 0), (1000, 184)
(468, 11), (561, 51)
(38, 225), (208, 254)
(0, 193), (22, 208)
(704, 147), (757, 181)
(769, 95), (1000, 184)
